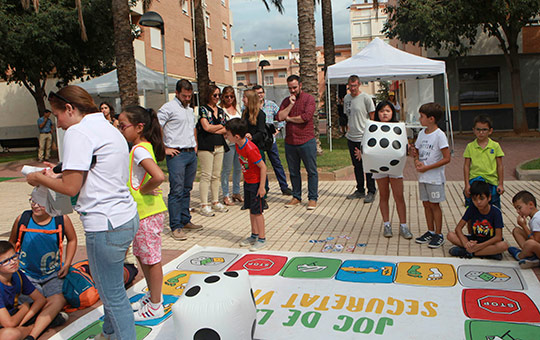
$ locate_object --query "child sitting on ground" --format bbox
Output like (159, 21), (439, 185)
(447, 181), (508, 259)
(508, 190), (540, 268)
(225, 118), (268, 251)
(463, 114), (504, 208)
(0, 241), (68, 340)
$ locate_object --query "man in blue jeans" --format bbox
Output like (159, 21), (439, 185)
(253, 85), (292, 196)
(277, 75), (319, 210)
(157, 79), (202, 241)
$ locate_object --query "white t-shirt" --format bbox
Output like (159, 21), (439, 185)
(530, 211), (540, 232)
(131, 146), (153, 189)
(415, 128), (449, 184)
(344, 92), (375, 142)
(62, 113), (137, 232)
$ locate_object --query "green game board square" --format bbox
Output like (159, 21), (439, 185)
(280, 256), (342, 279)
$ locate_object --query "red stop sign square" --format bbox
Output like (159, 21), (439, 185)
(227, 254), (288, 276)
(462, 289), (540, 322)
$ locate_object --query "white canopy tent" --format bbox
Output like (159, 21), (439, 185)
(326, 38), (453, 151)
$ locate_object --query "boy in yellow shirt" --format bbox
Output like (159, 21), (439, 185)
(463, 115), (504, 208)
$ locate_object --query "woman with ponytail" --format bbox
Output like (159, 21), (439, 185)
(118, 106), (167, 321)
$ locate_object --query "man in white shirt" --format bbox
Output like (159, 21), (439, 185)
(344, 75), (377, 203)
(157, 79), (202, 241)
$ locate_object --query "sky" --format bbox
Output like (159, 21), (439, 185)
(230, 0), (353, 53)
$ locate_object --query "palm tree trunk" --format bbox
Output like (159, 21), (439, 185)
(321, 0), (338, 139)
(297, 0), (322, 154)
(111, 0), (138, 108)
(193, 0), (210, 106)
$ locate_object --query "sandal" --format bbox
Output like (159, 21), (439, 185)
(232, 193), (244, 203)
(223, 196), (235, 206)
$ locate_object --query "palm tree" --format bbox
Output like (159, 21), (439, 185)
(320, 0), (338, 139)
(296, 0), (322, 154)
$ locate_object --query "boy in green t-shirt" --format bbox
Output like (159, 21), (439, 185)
(463, 115), (504, 208)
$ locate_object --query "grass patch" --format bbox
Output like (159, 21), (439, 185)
(521, 158), (540, 170)
(158, 136), (351, 175)
(0, 152), (35, 163)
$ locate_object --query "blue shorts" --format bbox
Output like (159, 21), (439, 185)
(464, 177), (501, 209)
(244, 182), (264, 215)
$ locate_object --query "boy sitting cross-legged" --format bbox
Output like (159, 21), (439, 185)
(508, 190), (540, 269)
(447, 181), (508, 260)
(224, 118), (268, 252)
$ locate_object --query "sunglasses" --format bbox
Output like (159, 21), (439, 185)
(213, 93), (221, 98)
(48, 91), (72, 105)
(0, 252), (20, 266)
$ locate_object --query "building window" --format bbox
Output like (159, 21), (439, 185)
(224, 56), (230, 71)
(242, 57), (250, 62)
(353, 21), (371, 37)
(205, 12), (210, 28)
(278, 71), (287, 78)
(459, 67), (500, 104)
(222, 23), (228, 39)
(182, 1), (188, 14)
(184, 39), (191, 58)
(237, 74), (246, 81)
(278, 55), (286, 60)
(207, 49), (213, 64)
(150, 28), (162, 50)
(357, 41), (367, 51)
(264, 75), (274, 85)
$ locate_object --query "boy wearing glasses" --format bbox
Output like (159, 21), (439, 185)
(463, 114), (505, 208)
(0, 241), (68, 340)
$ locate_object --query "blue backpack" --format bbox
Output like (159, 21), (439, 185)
(62, 260), (100, 312)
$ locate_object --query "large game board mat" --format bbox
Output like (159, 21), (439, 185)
(50, 245), (540, 340)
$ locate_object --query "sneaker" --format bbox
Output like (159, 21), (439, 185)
(518, 255), (540, 269)
(131, 292), (151, 311)
(482, 253), (503, 261)
(415, 231), (433, 244)
(428, 234), (444, 248)
(239, 236), (257, 247)
(346, 190), (365, 200)
(134, 301), (165, 321)
(285, 198), (301, 208)
(184, 222), (203, 230)
(399, 225), (413, 239)
(281, 188), (293, 196)
(250, 240), (267, 251)
(49, 311), (69, 328)
(92, 333), (114, 340)
(449, 246), (473, 258)
(364, 192), (375, 204)
(508, 246), (522, 261)
(212, 202), (229, 213)
(383, 224), (393, 238)
(307, 200), (317, 210)
(263, 201), (269, 210)
(171, 229), (188, 241)
(200, 205), (215, 217)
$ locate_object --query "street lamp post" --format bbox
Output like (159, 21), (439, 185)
(259, 60), (270, 86)
(139, 11), (168, 102)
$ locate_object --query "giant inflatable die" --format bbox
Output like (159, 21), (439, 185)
(362, 120), (408, 176)
(172, 270), (256, 340)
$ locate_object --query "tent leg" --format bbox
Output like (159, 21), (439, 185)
(443, 73), (454, 153)
(327, 80), (332, 152)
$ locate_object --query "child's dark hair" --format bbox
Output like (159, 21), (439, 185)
(470, 181), (491, 199)
(512, 190), (537, 207)
(419, 102), (444, 123)
(473, 114), (493, 129)
(225, 118), (248, 137)
(0, 240), (14, 255)
(122, 106), (165, 161)
(374, 101), (398, 122)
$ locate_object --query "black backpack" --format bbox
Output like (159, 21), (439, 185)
(262, 123), (276, 152)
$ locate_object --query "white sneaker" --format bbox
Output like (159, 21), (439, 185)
(200, 205), (215, 217)
(212, 202), (229, 213)
(240, 236), (257, 247)
(134, 301), (165, 321)
(250, 241), (267, 251)
(131, 292), (150, 311)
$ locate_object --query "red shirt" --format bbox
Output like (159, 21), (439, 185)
(236, 138), (263, 184)
(279, 91), (316, 145)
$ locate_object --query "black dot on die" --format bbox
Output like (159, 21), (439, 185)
(224, 271), (239, 278)
(390, 159), (400, 166)
(204, 275), (220, 284)
(380, 166), (389, 172)
(371, 169), (379, 173)
(394, 126), (402, 135)
(381, 125), (390, 132)
(252, 318), (257, 338)
(392, 140), (401, 150)
(368, 125), (377, 132)
(185, 285), (201, 297)
(367, 138), (377, 147)
(380, 138), (389, 148)
(194, 328), (221, 340)
(251, 289), (256, 307)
